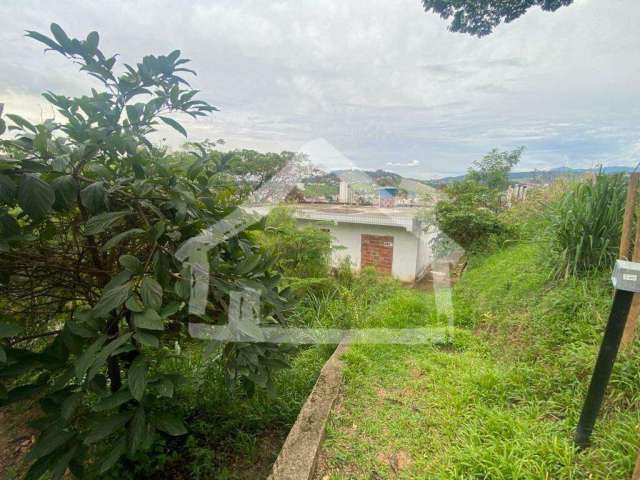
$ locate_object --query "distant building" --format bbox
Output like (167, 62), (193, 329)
(378, 187), (398, 208)
(506, 183), (531, 205)
(247, 204), (438, 282)
(338, 181), (354, 204)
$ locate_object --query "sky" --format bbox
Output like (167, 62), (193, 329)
(1, 0), (639, 179)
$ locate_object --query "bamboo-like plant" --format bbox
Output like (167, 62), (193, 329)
(549, 172), (626, 279)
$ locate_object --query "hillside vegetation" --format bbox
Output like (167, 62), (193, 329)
(318, 175), (639, 479)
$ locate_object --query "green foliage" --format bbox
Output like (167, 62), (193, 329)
(548, 173), (626, 279)
(180, 141), (300, 199)
(98, 270), (398, 479)
(321, 242), (639, 479)
(498, 177), (571, 241)
(0, 24), (290, 479)
(433, 180), (512, 250)
(467, 147), (523, 191)
(429, 148), (523, 251)
(255, 207), (332, 279)
(421, 0), (574, 36)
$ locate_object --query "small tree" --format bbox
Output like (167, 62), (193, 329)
(466, 147), (523, 191)
(429, 148), (522, 250)
(0, 24), (290, 478)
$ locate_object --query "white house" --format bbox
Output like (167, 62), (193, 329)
(291, 204), (436, 282)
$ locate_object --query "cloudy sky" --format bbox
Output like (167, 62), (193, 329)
(1, 0), (639, 179)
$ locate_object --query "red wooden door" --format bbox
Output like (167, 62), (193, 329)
(361, 234), (393, 275)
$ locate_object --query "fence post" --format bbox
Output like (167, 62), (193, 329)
(633, 452), (640, 480)
(622, 173), (640, 350)
(620, 173), (639, 260)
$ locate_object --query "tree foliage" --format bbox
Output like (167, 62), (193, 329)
(430, 148), (522, 250)
(421, 0), (574, 36)
(0, 24), (291, 479)
(467, 147), (523, 191)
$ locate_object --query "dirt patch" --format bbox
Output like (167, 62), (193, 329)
(0, 404), (37, 479)
(377, 450), (412, 476)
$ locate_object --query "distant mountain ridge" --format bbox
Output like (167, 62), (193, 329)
(426, 165), (636, 185)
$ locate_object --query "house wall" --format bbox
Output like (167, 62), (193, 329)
(297, 220), (420, 282)
(416, 227), (438, 280)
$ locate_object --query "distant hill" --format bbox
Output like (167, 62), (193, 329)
(302, 168), (438, 199)
(426, 166), (636, 186)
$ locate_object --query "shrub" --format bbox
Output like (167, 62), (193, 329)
(548, 173), (626, 279)
(433, 180), (513, 250)
(0, 24), (291, 479)
(256, 207), (332, 279)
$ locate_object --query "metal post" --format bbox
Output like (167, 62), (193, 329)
(574, 288), (634, 448)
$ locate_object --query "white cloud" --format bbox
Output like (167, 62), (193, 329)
(387, 160), (420, 167)
(1, 0), (639, 178)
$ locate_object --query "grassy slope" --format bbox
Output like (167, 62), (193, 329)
(319, 243), (640, 479)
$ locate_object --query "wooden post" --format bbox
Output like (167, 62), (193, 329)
(620, 173), (639, 260)
(622, 173), (640, 350)
(633, 452), (640, 480)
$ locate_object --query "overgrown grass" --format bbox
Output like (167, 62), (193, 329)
(547, 173), (626, 279)
(319, 242), (640, 479)
(101, 271), (404, 480)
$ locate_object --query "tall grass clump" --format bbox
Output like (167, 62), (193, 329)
(548, 172), (626, 279)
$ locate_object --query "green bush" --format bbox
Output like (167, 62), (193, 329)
(0, 24), (290, 479)
(255, 207), (332, 279)
(548, 173), (626, 279)
(433, 180), (514, 250)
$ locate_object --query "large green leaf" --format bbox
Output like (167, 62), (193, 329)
(86, 333), (134, 381)
(98, 436), (126, 474)
(155, 413), (187, 436)
(159, 116), (187, 137)
(60, 392), (83, 421)
(85, 31), (99, 56)
(119, 255), (143, 274)
(80, 181), (107, 213)
(125, 295), (145, 313)
(50, 444), (78, 480)
(133, 309), (164, 331)
(128, 355), (147, 401)
(51, 175), (78, 211)
(140, 277), (163, 310)
(84, 411), (133, 444)
(18, 174), (55, 222)
(26, 427), (75, 462)
(128, 404), (146, 456)
(101, 228), (144, 251)
(134, 330), (159, 348)
(50, 23), (71, 50)
(74, 335), (107, 379)
(93, 283), (131, 317)
(6, 114), (36, 133)
(94, 388), (133, 412)
(84, 211), (132, 236)
(26, 30), (61, 51)
(0, 174), (16, 203)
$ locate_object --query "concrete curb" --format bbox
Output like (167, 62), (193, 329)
(268, 340), (349, 480)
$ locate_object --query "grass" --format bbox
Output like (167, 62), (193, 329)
(99, 272), (405, 480)
(318, 242), (640, 479)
